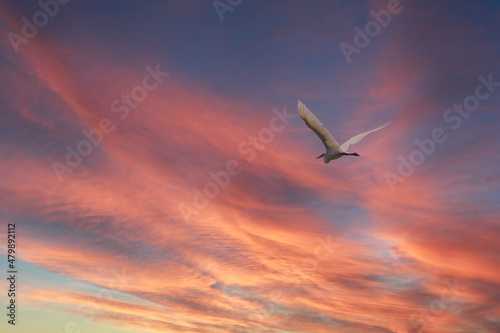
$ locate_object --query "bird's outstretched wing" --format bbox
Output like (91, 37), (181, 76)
(340, 122), (390, 152)
(298, 100), (341, 150)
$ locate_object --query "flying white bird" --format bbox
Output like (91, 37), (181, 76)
(297, 100), (390, 164)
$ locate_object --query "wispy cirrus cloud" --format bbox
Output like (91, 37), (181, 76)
(0, 1), (499, 333)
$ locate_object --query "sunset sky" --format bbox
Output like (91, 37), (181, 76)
(1, 0), (500, 332)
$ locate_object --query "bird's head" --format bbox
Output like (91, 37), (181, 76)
(316, 153), (324, 159)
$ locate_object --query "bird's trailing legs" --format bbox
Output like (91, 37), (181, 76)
(343, 152), (360, 157)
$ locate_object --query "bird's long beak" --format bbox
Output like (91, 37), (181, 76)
(316, 153), (324, 159)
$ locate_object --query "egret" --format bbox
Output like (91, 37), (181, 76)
(297, 100), (390, 164)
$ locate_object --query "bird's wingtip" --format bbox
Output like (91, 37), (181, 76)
(297, 100), (305, 115)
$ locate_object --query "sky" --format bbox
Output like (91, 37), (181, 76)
(0, 0), (500, 332)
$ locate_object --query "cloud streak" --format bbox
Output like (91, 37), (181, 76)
(0, 1), (499, 332)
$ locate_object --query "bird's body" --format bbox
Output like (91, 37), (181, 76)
(297, 100), (389, 164)
(323, 150), (348, 163)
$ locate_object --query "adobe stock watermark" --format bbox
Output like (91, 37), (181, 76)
(213, 0), (243, 22)
(178, 106), (295, 224)
(7, 0), (72, 54)
(384, 73), (499, 191)
(235, 235), (338, 332)
(54, 267), (129, 333)
(78, 267), (129, 323)
(408, 277), (464, 333)
(286, 235), (339, 298)
(339, 0), (410, 64)
(51, 64), (169, 182)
